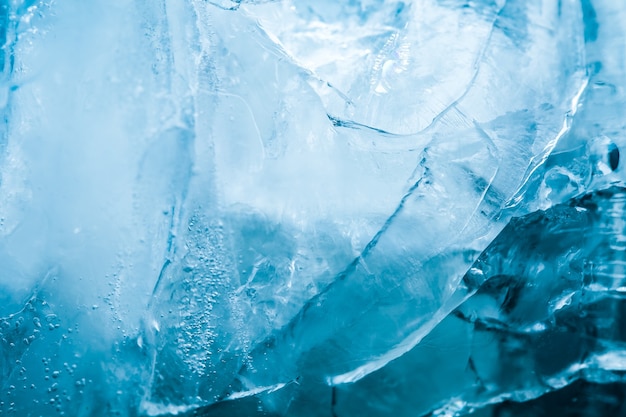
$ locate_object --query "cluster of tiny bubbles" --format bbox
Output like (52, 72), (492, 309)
(40, 356), (75, 415)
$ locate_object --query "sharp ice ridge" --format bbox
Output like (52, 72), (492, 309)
(419, 0), (508, 135)
(505, 75), (590, 209)
(328, 114), (404, 136)
(225, 381), (290, 401)
(330, 292), (475, 385)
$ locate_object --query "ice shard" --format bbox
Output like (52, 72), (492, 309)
(332, 186), (626, 417)
(0, 0), (624, 416)
(211, 0), (587, 407)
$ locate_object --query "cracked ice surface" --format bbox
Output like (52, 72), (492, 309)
(0, 0), (623, 416)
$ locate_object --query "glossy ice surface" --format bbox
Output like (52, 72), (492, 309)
(0, 0), (624, 416)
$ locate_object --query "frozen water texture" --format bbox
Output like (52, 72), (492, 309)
(0, 0), (623, 416)
(332, 186), (626, 417)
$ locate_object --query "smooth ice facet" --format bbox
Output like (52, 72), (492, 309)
(0, 0), (624, 416)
